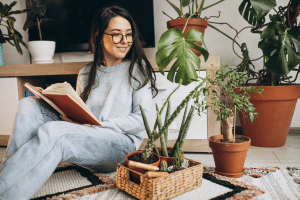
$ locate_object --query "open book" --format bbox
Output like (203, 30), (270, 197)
(24, 82), (102, 126)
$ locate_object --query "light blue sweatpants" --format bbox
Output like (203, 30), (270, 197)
(0, 97), (136, 200)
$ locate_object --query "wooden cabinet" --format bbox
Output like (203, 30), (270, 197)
(0, 57), (220, 151)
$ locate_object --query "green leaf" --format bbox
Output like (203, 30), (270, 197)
(239, 0), (275, 27)
(32, 5), (46, 18)
(166, 0), (183, 17)
(9, 1), (17, 9)
(258, 22), (300, 76)
(250, 0), (276, 21)
(155, 27), (209, 85)
(0, 3), (3, 12)
(6, 18), (23, 55)
(181, 0), (191, 7)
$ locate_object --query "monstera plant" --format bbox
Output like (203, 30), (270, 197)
(236, 0), (300, 85)
(156, 16), (209, 85)
(234, 0), (300, 148)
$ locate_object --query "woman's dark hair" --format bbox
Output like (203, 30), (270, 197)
(80, 6), (158, 102)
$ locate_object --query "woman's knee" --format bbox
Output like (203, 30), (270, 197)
(37, 121), (80, 143)
(18, 97), (43, 113)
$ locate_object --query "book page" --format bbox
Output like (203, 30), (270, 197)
(43, 82), (92, 116)
(24, 82), (66, 117)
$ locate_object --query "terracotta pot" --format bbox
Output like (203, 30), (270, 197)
(157, 147), (184, 167)
(167, 18), (208, 56)
(125, 151), (160, 180)
(209, 135), (251, 178)
(239, 85), (300, 147)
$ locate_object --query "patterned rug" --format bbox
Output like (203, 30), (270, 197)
(204, 166), (300, 200)
(30, 162), (116, 200)
(28, 163), (300, 200)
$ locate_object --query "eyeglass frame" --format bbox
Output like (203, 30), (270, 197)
(103, 33), (136, 44)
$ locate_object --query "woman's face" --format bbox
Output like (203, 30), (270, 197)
(102, 16), (133, 66)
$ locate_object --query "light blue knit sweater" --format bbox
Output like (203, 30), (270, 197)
(76, 60), (152, 150)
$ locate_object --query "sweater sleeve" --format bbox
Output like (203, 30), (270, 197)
(99, 81), (153, 135)
(76, 67), (87, 96)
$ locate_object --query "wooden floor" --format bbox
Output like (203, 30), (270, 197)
(1, 132), (300, 169)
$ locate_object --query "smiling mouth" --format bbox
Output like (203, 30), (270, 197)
(117, 47), (127, 51)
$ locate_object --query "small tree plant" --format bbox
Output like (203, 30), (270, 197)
(195, 64), (263, 143)
(23, 0), (49, 41)
(0, 1), (28, 55)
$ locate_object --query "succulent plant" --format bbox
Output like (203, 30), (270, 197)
(173, 143), (184, 170)
(139, 77), (207, 161)
(160, 160), (168, 171)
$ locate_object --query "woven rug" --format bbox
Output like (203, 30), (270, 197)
(28, 164), (300, 200)
(30, 162), (116, 200)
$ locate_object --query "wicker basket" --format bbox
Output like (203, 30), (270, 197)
(116, 158), (203, 200)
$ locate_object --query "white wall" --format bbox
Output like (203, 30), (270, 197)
(0, 78), (19, 135)
(2, 0), (300, 127)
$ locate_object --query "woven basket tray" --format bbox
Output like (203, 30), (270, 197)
(116, 158), (203, 200)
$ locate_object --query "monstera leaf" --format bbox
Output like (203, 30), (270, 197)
(258, 22), (300, 76)
(239, 0), (276, 27)
(155, 27), (209, 85)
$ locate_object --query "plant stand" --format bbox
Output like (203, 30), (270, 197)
(116, 158), (203, 200)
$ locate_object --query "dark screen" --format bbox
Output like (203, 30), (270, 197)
(28, 0), (155, 53)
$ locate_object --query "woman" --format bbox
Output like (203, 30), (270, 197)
(0, 6), (157, 199)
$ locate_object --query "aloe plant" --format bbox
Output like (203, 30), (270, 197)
(0, 1), (28, 55)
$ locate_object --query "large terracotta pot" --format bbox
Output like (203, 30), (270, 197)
(239, 85), (300, 147)
(167, 18), (208, 56)
(209, 135), (251, 178)
(125, 151), (160, 180)
(157, 147), (184, 167)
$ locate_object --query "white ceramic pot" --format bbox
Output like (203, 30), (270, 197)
(28, 41), (56, 64)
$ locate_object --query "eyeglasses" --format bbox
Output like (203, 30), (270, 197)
(103, 33), (136, 44)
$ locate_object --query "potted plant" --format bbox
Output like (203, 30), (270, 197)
(197, 64), (263, 178)
(126, 77), (207, 176)
(233, 0), (300, 147)
(126, 17), (209, 171)
(138, 78), (207, 171)
(164, 0), (225, 56)
(23, 0), (55, 64)
(0, 1), (28, 64)
(117, 16), (207, 200)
